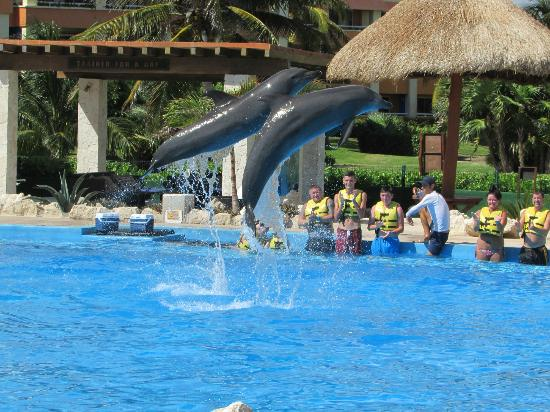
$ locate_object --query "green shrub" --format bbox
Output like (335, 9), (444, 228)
(352, 114), (439, 157)
(325, 153), (336, 166)
(33, 171), (101, 213)
(324, 167), (550, 196)
(355, 114), (413, 155)
(106, 161), (147, 176)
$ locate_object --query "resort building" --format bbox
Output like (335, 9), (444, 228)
(0, 0), (431, 198)
(4, 0), (434, 117)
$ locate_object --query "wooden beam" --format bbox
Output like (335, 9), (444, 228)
(0, 44), (18, 53)
(22, 45), (43, 54)
(141, 47), (161, 57)
(69, 45), (90, 55)
(45, 44), (67, 54)
(190, 47), (204, 57)
(91, 45), (111, 56)
(164, 46), (188, 57)
(117, 46), (135, 56)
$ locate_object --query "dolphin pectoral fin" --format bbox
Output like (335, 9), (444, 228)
(205, 90), (238, 106)
(337, 118), (355, 147)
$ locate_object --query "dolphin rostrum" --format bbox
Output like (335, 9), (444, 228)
(242, 85), (391, 227)
(145, 68), (321, 174)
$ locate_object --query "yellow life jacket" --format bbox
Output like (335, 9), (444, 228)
(523, 207), (549, 234)
(479, 207), (504, 236)
(338, 190), (363, 218)
(268, 236), (285, 250)
(304, 197), (329, 217)
(374, 201), (399, 231)
(237, 237), (250, 250)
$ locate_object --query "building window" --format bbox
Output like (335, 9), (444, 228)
(418, 97), (433, 114)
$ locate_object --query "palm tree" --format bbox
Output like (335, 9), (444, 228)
(18, 23), (78, 160)
(433, 78), (550, 172)
(73, 0), (347, 52)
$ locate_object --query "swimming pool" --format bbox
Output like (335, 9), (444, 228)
(1, 225), (549, 410)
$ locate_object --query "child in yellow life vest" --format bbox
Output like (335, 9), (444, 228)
(298, 184), (335, 253)
(236, 221), (270, 251)
(368, 186), (404, 256)
(266, 232), (286, 250)
(519, 191), (550, 266)
(473, 185), (507, 262)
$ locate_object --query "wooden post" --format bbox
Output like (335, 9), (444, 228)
(442, 74), (463, 199)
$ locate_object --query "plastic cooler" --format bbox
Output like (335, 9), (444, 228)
(130, 214), (154, 233)
(95, 212), (120, 233)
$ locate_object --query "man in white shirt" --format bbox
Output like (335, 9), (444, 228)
(406, 176), (450, 256)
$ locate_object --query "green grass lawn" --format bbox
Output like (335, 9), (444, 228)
(328, 138), (493, 173)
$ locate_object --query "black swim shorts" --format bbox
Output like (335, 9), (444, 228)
(427, 231), (448, 256)
(519, 245), (548, 266)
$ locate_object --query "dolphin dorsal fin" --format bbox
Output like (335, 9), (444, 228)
(337, 118), (355, 147)
(205, 90), (238, 106)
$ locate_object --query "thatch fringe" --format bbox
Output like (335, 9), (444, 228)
(327, 0), (550, 83)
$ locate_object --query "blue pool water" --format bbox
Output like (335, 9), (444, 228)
(1, 225), (549, 411)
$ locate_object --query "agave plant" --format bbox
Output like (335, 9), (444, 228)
(34, 171), (102, 213)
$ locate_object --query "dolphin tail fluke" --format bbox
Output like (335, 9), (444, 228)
(244, 206), (256, 235)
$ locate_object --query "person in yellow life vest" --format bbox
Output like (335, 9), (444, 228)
(473, 185), (508, 262)
(334, 171), (367, 255)
(298, 184), (335, 253)
(236, 221), (270, 250)
(519, 191), (550, 266)
(265, 232), (286, 250)
(368, 186), (404, 256)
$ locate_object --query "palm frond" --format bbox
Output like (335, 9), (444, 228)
(72, 3), (174, 41)
(227, 6), (278, 44)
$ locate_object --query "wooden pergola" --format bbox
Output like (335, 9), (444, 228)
(0, 39), (332, 198)
(0, 39), (332, 80)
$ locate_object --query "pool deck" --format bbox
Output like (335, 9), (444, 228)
(2, 215), (548, 264)
(0, 214), (529, 248)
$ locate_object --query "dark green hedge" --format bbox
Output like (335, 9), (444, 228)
(353, 114), (437, 156)
(324, 167), (550, 197)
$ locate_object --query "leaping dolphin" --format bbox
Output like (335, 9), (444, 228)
(242, 85), (391, 227)
(145, 68), (321, 174)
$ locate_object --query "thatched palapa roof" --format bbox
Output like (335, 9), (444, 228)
(327, 0), (550, 83)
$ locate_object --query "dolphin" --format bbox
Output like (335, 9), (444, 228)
(241, 85), (391, 227)
(144, 68), (321, 174)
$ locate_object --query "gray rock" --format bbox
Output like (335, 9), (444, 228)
(69, 205), (102, 220)
(213, 212), (232, 226)
(113, 206), (141, 222)
(210, 197), (227, 214)
(185, 209), (211, 225)
(212, 401), (253, 412)
(42, 202), (64, 218)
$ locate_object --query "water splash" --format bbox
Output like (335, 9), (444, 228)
(170, 150), (230, 296)
(243, 166), (303, 308)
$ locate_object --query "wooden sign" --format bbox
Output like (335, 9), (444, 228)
(68, 56), (170, 71)
(419, 133), (445, 175)
(164, 210), (183, 224)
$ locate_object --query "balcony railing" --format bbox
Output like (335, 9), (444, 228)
(13, 0), (142, 9)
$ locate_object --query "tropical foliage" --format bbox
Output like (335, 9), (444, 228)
(324, 167), (550, 197)
(33, 171), (102, 213)
(433, 78), (550, 173)
(74, 0), (347, 52)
